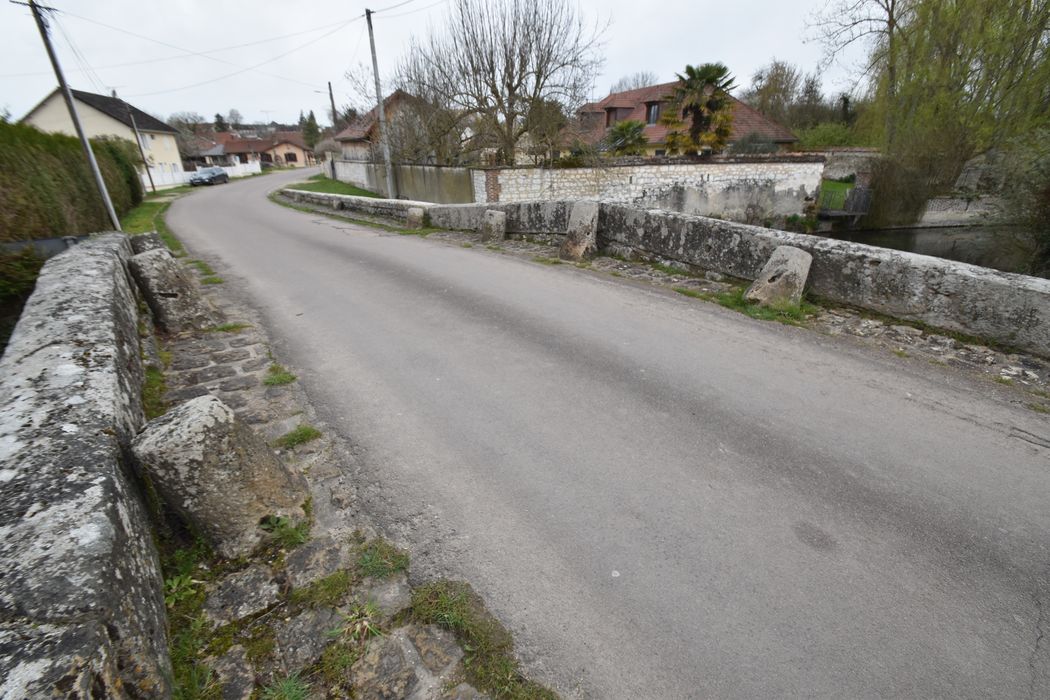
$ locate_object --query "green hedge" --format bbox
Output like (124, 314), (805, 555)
(0, 121), (144, 242)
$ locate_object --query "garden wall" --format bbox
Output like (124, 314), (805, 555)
(474, 157), (826, 222)
(0, 235), (170, 697)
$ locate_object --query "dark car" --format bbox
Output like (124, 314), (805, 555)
(189, 166), (230, 186)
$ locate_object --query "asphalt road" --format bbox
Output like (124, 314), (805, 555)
(170, 169), (1050, 699)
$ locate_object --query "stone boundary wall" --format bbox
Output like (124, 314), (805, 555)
(475, 161), (826, 221)
(287, 188), (1050, 355)
(919, 196), (1003, 226)
(599, 204), (1050, 355)
(0, 235), (170, 696)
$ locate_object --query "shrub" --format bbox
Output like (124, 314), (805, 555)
(0, 121), (144, 242)
(796, 122), (859, 150)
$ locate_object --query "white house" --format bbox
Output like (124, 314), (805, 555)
(22, 88), (184, 188)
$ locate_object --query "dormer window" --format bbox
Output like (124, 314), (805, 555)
(646, 102), (661, 125)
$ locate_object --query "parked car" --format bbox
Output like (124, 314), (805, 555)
(189, 166), (230, 186)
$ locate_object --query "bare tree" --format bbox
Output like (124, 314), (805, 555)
(168, 111), (208, 160)
(808, 0), (914, 145)
(398, 0), (605, 165)
(227, 109), (244, 127)
(609, 71), (659, 93)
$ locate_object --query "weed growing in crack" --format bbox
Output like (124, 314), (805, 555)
(206, 322), (252, 333)
(1028, 403), (1050, 414)
(274, 424), (321, 448)
(260, 515), (311, 548)
(356, 539), (409, 579)
(263, 363), (296, 386)
(261, 673), (309, 700)
(412, 580), (557, 700)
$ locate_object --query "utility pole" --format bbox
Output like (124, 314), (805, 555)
(328, 81), (339, 131)
(365, 9), (396, 199)
(26, 0), (121, 231)
(118, 92), (156, 194)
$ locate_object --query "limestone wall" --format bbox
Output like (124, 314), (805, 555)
(0, 235), (171, 697)
(476, 160), (825, 222)
(600, 204), (1050, 354)
(331, 160), (475, 203)
(289, 187), (1050, 355)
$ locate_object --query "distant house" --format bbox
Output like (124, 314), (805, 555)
(21, 88), (183, 183)
(574, 81), (797, 155)
(333, 90), (415, 162)
(204, 131), (315, 167)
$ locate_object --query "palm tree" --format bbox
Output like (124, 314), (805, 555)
(662, 63), (737, 153)
(605, 119), (649, 155)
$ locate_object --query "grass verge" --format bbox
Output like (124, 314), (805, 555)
(673, 286), (817, 326)
(288, 174), (380, 197)
(412, 581), (558, 700)
(120, 197), (186, 257)
(206, 322), (252, 333)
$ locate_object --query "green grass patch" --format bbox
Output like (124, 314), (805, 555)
(672, 287), (705, 299)
(461, 242), (474, 248)
(1027, 403), (1050, 414)
(713, 288), (816, 325)
(143, 366), (169, 419)
(289, 174), (380, 197)
(893, 349), (909, 358)
(263, 363), (296, 386)
(356, 539), (409, 579)
(206, 322), (251, 333)
(261, 672), (309, 700)
(1029, 388), (1050, 399)
(319, 640), (361, 688)
(485, 244), (502, 251)
(532, 256), (563, 265)
(186, 259), (217, 276)
(260, 514), (311, 549)
(274, 424), (322, 449)
(994, 376), (1014, 385)
(120, 200), (167, 234)
(199, 276), (223, 285)
(289, 570), (354, 608)
(413, 581), (557, 700)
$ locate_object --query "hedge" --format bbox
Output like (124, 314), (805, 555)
(0, 121), (144, 242)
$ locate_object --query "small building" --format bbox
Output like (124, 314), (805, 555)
(574, 81), (797, 155)
(216, 131), (315, 167)
(333, 90), (417, 162)
(21, 88), (183, 185)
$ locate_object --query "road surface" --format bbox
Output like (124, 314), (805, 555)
(170, 169), (1050, 699)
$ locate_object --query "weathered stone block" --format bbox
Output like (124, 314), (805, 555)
(276, 607), (341, 673)
(129, 248), (220, 333)
(0, 234), (170, 697)
(480, 210), (506, 242)
(131, 395), (309, 558)
(129, 231), (166, 255)
(558, 200), (600, 261)
(406, 206), (427, 229)
(744, 245), (813, 307)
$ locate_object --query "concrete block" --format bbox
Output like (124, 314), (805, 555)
(745, 245), (813, 307)
(559, 201), (600, 261)
(480, 210), (506, 242)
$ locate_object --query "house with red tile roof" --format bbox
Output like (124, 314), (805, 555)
(573, 81), (797, 156)
(197, 130), (314, 167)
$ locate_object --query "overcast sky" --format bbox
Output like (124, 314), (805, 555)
(1, 0), (869, 126)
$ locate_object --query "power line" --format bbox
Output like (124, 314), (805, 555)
(126, 16), (363, 97)
(379, 0), (447, 19)
(1, 15), (366, 78)
(371, 0), (417, 14)
(51, 13), (107, 93)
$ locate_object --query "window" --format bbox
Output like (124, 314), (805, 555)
(605, 109), (615, 127)
(655, 149), (666, 156)
(285, 152), (297, 163)
(646, 102), (660, 125)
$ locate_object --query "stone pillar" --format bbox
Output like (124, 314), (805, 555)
(406, 207), (427, 229)
(484, 170), (502, 203)
(558, 201), (600, 261)
(480, 210), (506, 242)
(744, 245), (813, 306)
